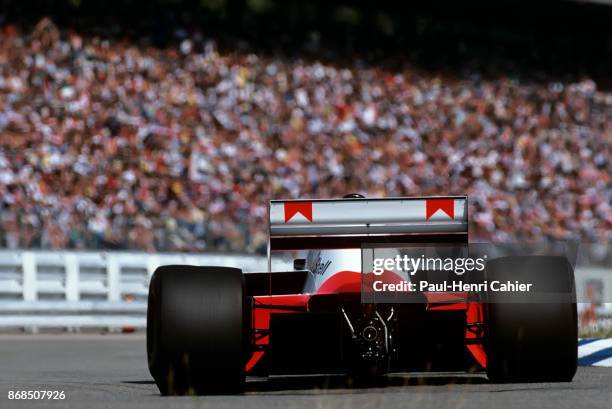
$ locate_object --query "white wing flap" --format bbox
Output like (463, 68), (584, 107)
(269, 196), (467, 241)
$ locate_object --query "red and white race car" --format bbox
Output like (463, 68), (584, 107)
(146, 195), (577, 395)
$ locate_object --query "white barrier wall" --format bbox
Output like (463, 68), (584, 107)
(0, 250), (268, 332)
(0, 250), (610, 331)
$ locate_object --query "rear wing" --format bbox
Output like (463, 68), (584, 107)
(268, 196), (468, 252)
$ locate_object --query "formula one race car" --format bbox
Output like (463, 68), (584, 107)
(146, 195), (577, 395)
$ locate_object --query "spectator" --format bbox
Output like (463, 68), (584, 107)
(0, 20), (610, 255)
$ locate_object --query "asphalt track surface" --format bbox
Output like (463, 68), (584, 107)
(1, 335), (611, 409)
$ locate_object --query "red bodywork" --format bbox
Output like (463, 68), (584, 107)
(247, 270), (487, 373)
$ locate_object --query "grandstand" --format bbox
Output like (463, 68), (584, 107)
(0, 0), (610, 261)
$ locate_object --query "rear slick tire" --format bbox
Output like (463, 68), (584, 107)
(147, 265), (249, 395)
(485, 256), (577, 383)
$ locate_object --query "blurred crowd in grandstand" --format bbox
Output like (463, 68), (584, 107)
(0, 18), (610, 258)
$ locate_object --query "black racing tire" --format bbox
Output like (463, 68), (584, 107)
(485, 256), (577, 383)
(147, 265), (249, 395)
